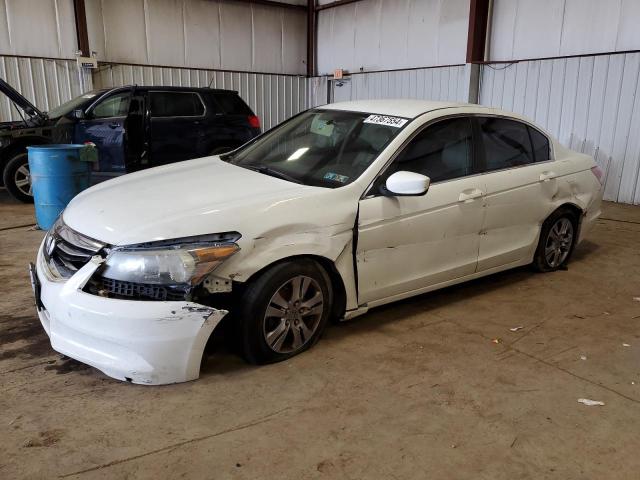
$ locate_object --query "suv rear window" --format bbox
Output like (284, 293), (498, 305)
(150, 92), (204, 117)
(212, 93), (252, 115)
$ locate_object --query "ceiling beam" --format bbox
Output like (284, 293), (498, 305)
(72, 0), (90, 57)
(466, 0), (490, 63)
(315, 0), (364, 11)
(307, 0), (316, 76)
(228, 0), (307, 11)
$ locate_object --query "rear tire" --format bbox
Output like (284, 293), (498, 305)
(237, 259), (333, 365)
(532, 208), (578, 272)
(3, 151), (33, 203)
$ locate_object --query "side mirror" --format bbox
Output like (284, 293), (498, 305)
(72, 109), (85, 120)
(385, 171), (430, 196)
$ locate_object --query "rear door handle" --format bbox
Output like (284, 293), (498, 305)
(539, 171), (557, 182)
(108, 122), (120, 129)
(458, 188), (484, 202)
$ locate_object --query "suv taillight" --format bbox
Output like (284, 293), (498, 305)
(248, 115), (260, 129)
(591, 166), (604, 185)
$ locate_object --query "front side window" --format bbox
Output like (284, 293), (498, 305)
(225, 109), (407, 188)
(150, 92), (205, 117)
(479, 117), (534, 171)
(383, 117), (473, 184)
(91, 92), (131, 119)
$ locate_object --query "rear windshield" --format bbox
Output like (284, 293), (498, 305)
(213, 93), (253, 115)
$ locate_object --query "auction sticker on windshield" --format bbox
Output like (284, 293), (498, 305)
(363, 114), (408, 128)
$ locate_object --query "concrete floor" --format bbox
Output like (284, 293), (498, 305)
(1, 190), (640, 480)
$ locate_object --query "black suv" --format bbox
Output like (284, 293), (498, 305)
(0, 79), (261, 202)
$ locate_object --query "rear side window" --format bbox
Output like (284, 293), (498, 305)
(478, 117), (534, 171)
(149, 92), (204, 117)
(212, 93), (252, 115)
(389, 117), (473, 183)
(529, 126), (551, 162)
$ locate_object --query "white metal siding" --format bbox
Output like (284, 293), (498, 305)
(317, 0), (469, 75)
(85, 0), (307, 75)
(322, 65), (469, 104)
(92, 64), (308, 131)
(480, 53), (640, 205)
(0, 0), (77, 59)
(0, 55), (92, 122)
(490, 0), (640, 61)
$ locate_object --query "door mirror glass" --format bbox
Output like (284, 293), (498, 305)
(72, 109), (85, 120)
(385, 171), (430, 196)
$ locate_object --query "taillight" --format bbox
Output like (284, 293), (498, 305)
(248, 115), (260, 129)
(591, 165), (604, 185)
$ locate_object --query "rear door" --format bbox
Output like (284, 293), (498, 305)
(205, 92), (260, 154)
(476, 116), (556, 271)
(357, 117), (486, 304)
(74, 89), (131, 176)
(148, 91), (206, 166)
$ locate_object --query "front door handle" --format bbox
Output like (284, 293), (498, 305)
(108, 122), (120, 129)
(458, 188), (484, 202)
(539, 171), (557, 182)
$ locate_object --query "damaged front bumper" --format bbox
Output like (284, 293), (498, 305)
(33, 243), (228, 385)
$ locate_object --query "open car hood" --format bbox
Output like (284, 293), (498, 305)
(0, 77), (46, 122)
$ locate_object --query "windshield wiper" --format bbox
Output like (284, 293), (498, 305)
(244, 165), (303, 184)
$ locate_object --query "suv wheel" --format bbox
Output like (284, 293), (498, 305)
(3, 151), (33, 203)
(237, 259), (333, 364)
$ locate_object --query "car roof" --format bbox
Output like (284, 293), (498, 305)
(113, 85), (237, 94)
(322, 99), (491, 119)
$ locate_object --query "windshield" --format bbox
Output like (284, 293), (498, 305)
(47, 90), (103, 118)
(224, 109), (408, 188)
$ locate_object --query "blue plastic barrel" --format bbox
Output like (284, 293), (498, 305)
(27, 144), (92, 230)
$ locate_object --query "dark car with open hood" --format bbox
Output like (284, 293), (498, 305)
(0, 78), (261, 202)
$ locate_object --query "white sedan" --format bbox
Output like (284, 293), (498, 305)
(32, 99), (603, 384)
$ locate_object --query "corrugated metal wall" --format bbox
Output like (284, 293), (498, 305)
(0, 0), (77, 58)
(479, 53), (640, 205)
(85, 0), (307, 75)
(489, 0), (640, 61)
(0, 55), (92, 122)
(335, 65), (470, 103)
(93, 63), (308, 131)
(317, 0), (469, 75)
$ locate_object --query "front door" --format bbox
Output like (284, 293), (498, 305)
(148, 91), (206, 166)
(356, 117), (486, 305)
(74, 90), (132, 179)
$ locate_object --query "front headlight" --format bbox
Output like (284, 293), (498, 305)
(101, 233), (241, 286)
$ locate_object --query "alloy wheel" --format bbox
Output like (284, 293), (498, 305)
(14, 157), (32, 197)
(263, 275), (324, 354)
(544, 217), (574, 268)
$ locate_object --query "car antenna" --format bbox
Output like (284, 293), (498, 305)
(208, 75), (215, 88)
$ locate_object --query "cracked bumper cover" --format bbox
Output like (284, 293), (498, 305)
(34, 243), (228, 385)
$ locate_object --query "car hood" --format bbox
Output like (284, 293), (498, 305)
(63, 157), (353, 246)
(0, 77), (46, 122)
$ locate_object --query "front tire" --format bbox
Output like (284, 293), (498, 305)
(237, 259), (333, 364)
(3, 151), (34, 203)
(532, 208), (578, 272)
